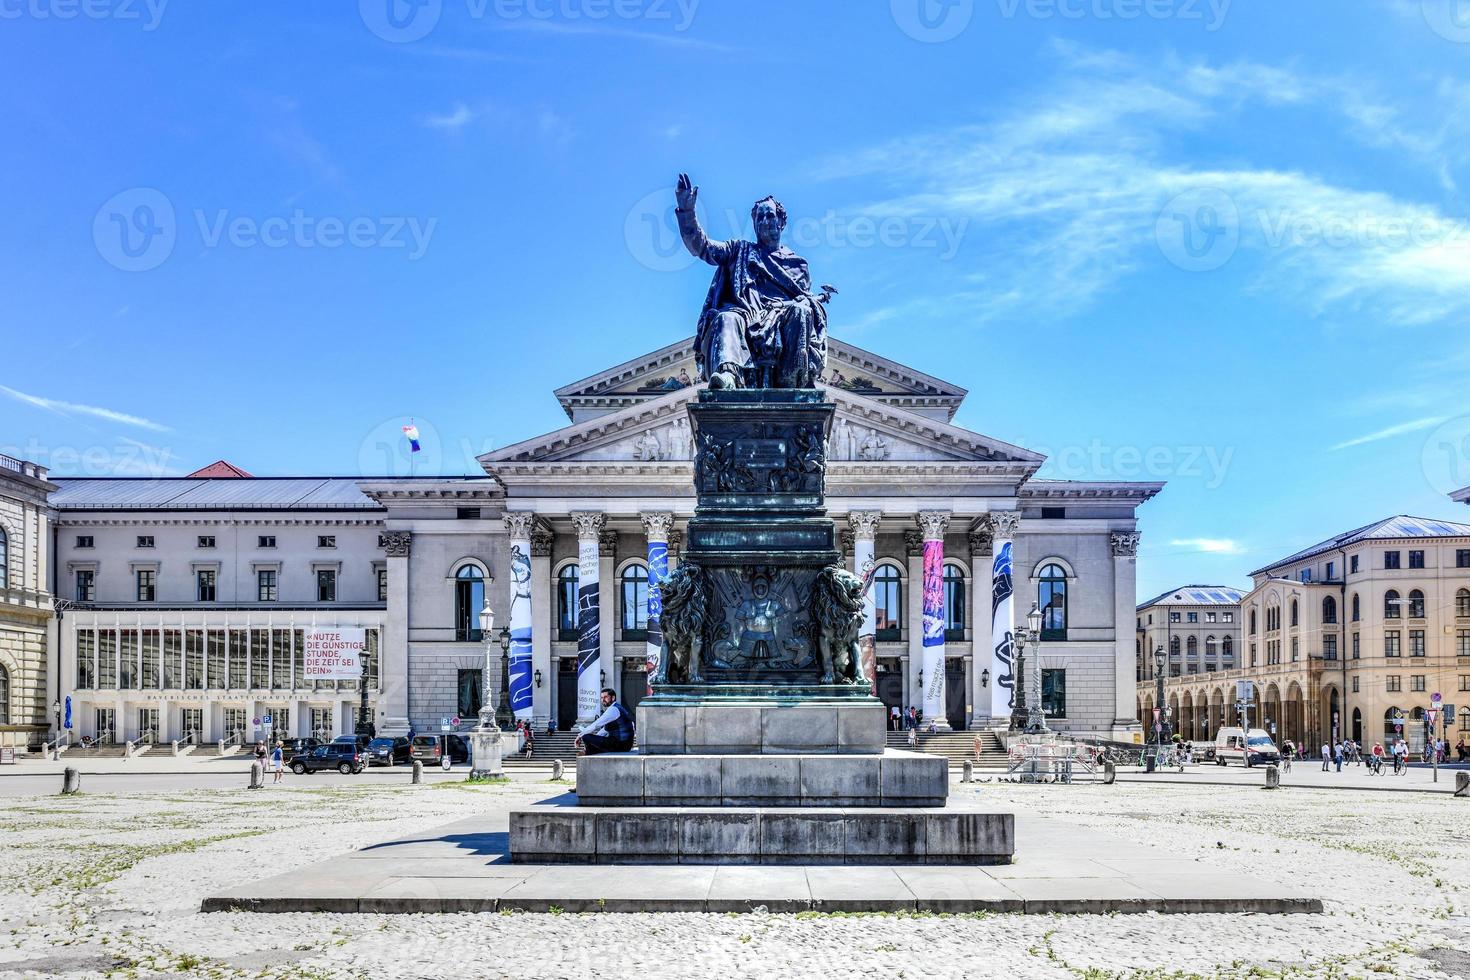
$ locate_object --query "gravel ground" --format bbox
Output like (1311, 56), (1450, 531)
(0, 779), (1466, 980)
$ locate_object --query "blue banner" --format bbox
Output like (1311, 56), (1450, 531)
(507, 543), (534, 717)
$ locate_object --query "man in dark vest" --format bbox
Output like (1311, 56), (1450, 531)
(574, 688), (636, 755)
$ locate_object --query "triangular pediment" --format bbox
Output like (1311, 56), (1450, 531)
(553, 337), (968, 423)
(481, 383), (1041, 471)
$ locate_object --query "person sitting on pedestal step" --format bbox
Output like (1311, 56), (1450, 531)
(574, 688), (636, 757)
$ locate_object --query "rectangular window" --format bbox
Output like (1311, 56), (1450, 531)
(456, 507), (481, 520)
(1461, 675), (1470, 691)
(75, 535), (93, 549)
(1353, 632), (1361, 658)
(1205, 611), (1217, 623)
(250, 629), (269, 689)
(1326, 561), (1336, 580)
(1290, 637), (1299, 661)
(1458, 549), (1470, 568)
(117, 630), (137, 690)
(196, 569), (216, 602)
(1412, 675), (1427, 692)
(1459, 629), (1470, 658)
(272, 628), (292, 690)
(97, 629), (116, 689)
(197, 535), (215, 548)
(207, 630), (226, 690)
(317, 535), (336, 548)
(377, 567), (388, 602)
(163, 629), (181, 689)
(1041, 668), (1066, 718)
(76, 630), (95, 690)
(135, 569), (156, 602)
(1384, 550), (1400, 569)
(75, 569), (95, 602)
(185, 630), (204, 690)
(316, 569), (336, 602)
(258, 570), (277, 602)
(1170, 612), (1181, 623)
(1222, 612), (1234, 623)
(1040, 506), (1065, 520)
(136, 535), (154, 548)
(1323, 635), (1337, 661)
(1352, 675), (1359, 693)
(1300, 569), (1311, 583)
(1187, 612), (1198, 623)
(1410, 630), (1425, 657)
(1350, 554), (1359, 573)
(1249, 642), (1257, 667)
(141, 630), (159, 689)
(258, 535), (276, 548)
(223, 629), (244, 689)
(457, 668), (483, 719)
(1386, 675), (1401, 692)
(293, 629), (305, 689)
(1409, 550), (1425, 569)
(1385, 631), (1401, 658)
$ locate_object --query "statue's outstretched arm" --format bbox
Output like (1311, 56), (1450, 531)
(675, 172), (725, 264)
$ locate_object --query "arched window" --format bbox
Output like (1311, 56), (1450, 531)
(1290, 599), (1299, 627)
(943, 563), (966, 640)
(1458, 588), (1470, 618)
(1037, 563), (1068, 640)
(1351, 593), (1360, 621)
(454, 565), (485, 642)
(621, 564), (649, 639)
(1249, 609), (1257, 634)
(1204, 635), (1217, 670)
(0, 662), (8, 725)
(1322, 595), (1337, 624)
(1222, 635), (1233, 664)
(1384, 707), (1404, 741)
(1185, 635), (1198, 671)
(0, 526), (7, 589)
(1408, 589), (1425, 619)
(873, 563), (902, 640)
(1385, 590), (1401, 618)
(557, 565), (579, 639)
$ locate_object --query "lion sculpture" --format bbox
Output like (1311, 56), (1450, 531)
(653, 563), (708, 685)
(810, 565), (866, 684)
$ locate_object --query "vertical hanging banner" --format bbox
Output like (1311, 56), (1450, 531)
(646, 539), (667, 695)
(989, 540), (1015, 720)
(575, 527), (602, 724)
(507, 541), (534, 720)
(921, 539), (947, 725)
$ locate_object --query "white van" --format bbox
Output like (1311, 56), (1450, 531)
(1213, 727), (1281, 766)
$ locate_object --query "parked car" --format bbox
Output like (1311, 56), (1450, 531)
(291, 743), (365, 775)
(410, 733), (470, 765)
(1213, 727), (1281, 767)
(331, 733), (373, 752)
(366, 736), (412, 766)
(279, 737), (320, 763)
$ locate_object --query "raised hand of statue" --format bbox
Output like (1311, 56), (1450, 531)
(675, 173), (698, 212)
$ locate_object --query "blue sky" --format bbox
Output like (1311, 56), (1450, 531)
(4, 0), (1470, 600)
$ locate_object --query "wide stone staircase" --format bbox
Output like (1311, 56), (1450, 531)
(885, 729), (1010, 770)
(501, 732), (583, 770)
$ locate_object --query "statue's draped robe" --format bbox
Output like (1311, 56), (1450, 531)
(678, 214), (828, 387)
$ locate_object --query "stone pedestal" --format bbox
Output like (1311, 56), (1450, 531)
(470, 726), (504, 779)
(636, 698), (885, 755)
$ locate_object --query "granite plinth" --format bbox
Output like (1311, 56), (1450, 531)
(636, 699), (886, 755)
(576, 749), (947, 807)
(509, 806), (1013, 866)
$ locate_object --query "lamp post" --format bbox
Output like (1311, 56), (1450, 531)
(1010, 604), (1041, 732)
(1023, 604), (1047, 734)
(471, 605), (505, 778)
(496, 625), (513, 730)
(355, 638), (375, 738)
(1153, 645), (1169, 746)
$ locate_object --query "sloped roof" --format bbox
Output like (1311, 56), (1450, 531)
(49, 477), (410, 511)
(185, 460), (252, 478)
(1250, 515), (1470, 576)
(1138, 585), (1245, 610)
(1453, 485), (1470, 505)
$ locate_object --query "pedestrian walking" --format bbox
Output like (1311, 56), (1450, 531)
(907, 726), (917, 749)
(1281, 739), (1293, 773)
(270, 741), (284, 784)
(1333, 741), (1344, 772)
(1320, 743), (1331, 771)
(890, 705), (900, 731)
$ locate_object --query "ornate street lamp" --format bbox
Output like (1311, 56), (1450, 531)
(496, 625), (513, 730)
(471, 605), (506, 779)
(355, 638), (376, 738)
(1010, 604), (1041, 732)
(1153, 644), (1169, 747)
(1023, 604), (1047, 734)
(477, 606), (500, 731)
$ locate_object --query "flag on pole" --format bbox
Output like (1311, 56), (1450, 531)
(402, 422), (421, 453)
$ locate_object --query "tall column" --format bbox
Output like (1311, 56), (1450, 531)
(968, 523), (993, 728)
(986, 512), (1020, 727)
(503, 514), (536, 723)
(599, 528), (618, 699)
(529, 525), (553, 730)
(641, 513), (674, 695)
(848, 512), (881, 686)
(903, 527), (924, 714)
(918, 512), (952, 732)
(379, 531), (412, 735)
(1110, 531), (1143, 740)
(570, 513), (605, 728)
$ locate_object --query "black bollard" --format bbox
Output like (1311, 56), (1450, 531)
(61, 768), (80, 795)
(1103, 760), (1116, 785)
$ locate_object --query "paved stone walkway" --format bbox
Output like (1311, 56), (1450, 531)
(204, 795), (1320, 915)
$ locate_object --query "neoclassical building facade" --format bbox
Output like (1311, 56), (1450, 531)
(41, 339), (1159, 745)
(0, 455), (56, 752)
(1138, 516), (1470, 751)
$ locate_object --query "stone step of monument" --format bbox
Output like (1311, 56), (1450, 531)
(884, 731), (1009, 768)
(509, 805), (1014, 866)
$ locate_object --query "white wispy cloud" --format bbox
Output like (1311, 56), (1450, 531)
(424, 103), (475, 130)
(814, 43), (1470, 328)
(1329, 415), (1446, 451)
(0, 385), (170, 432)
(1169, 538), (1244, 555)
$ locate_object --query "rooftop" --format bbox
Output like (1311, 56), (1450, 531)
(49, 476), (417, 511)
(1138, 585), (1245, 610)
(1250, 515), (1470, 576)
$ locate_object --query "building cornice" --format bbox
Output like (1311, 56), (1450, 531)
(54, 517), (386, 528)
